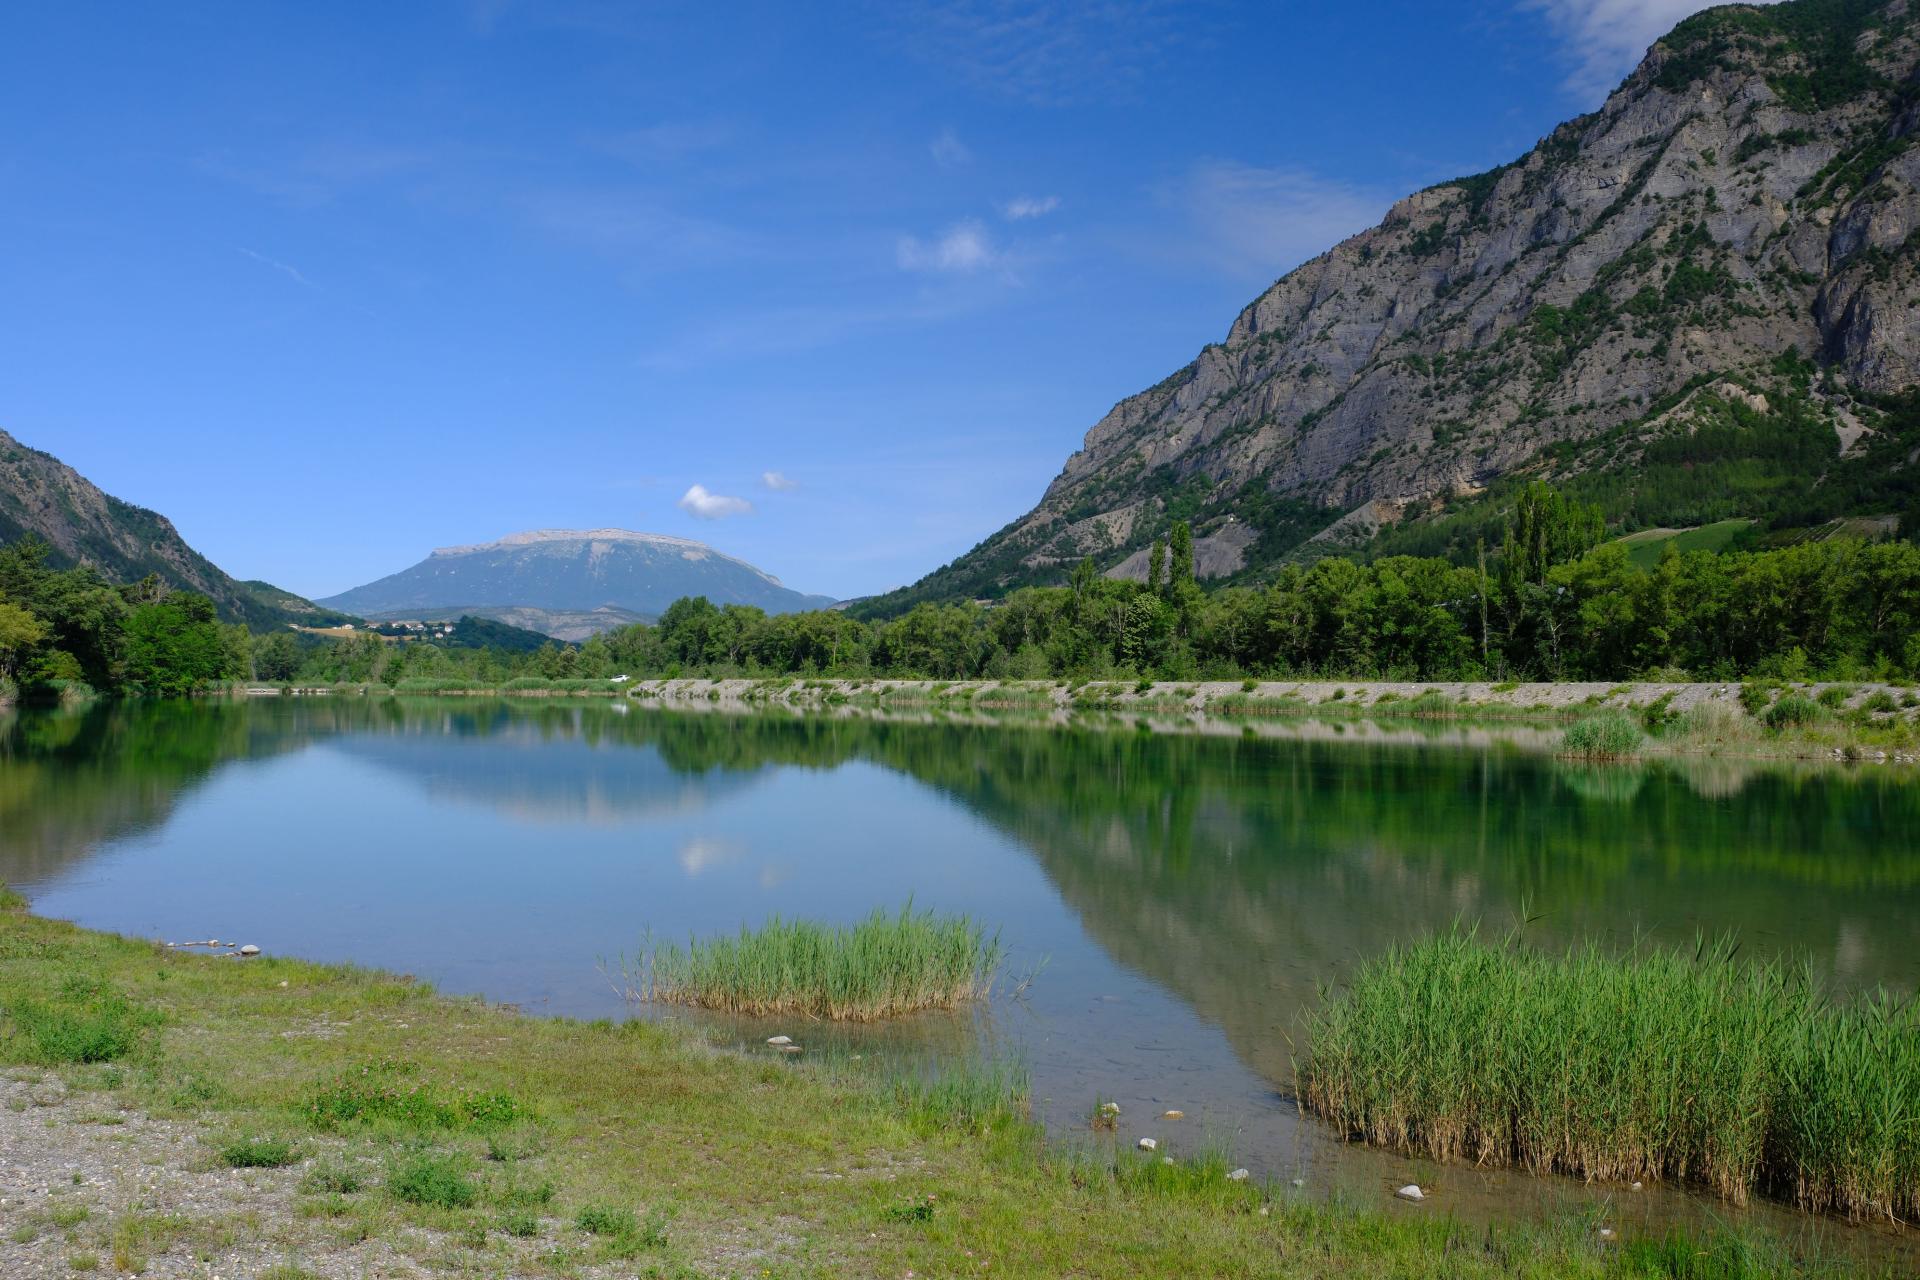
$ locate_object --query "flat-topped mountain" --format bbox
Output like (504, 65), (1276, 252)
(319, 529), (833, 629)
(871, 0), (1920, 610)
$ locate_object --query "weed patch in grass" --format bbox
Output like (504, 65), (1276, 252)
(6, 991), (155, 1064)
(302, 1059), (523, 1133)
(1302, 929), (1919, 1220)
(218, 1136), (300, 1168)
(297, 1164), (363, 1195)
(387, 1153), (479, 1209)
(638, 904), (1001, 1020)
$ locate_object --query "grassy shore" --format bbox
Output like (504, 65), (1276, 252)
(634, 906), (1002, 1020)
(0, 890), (1891, 1277)
(1302, 931), (1919, 1223)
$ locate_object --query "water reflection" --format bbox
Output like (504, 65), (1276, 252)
(2, 697), (1916, 1261)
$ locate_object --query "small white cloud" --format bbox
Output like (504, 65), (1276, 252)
(897, 219), (997, 272)
(677, 837), (742, 876)
(929, 127), (972, 168)
(1001, 194), (1060, 220)
(1520, 0), (1776, 104)
(677, 484), (753, 519)
(761, 471), (798, 491)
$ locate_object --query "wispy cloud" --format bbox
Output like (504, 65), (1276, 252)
(885, 0), (1204, 105)
(897, 219), (998, 272)
(237, 247), (317, 289)
(1519, 0), (1773, 104)
(929, 127), (973, 168)
(761, 471), (798, 491)
(1001, 194), (1060, 220)
(1164, 160), (1388, 282)
(678, 483), (753, 518)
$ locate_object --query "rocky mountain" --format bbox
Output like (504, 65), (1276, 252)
(319, 530), (833, 631)
(360, 604), (653, 644)
(0, 427), (349, 628)
(879, 0), (1920, 608)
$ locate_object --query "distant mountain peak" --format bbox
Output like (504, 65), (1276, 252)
(322, 527), (831, 632)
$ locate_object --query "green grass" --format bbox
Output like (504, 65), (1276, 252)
(642, 904), (1002, 1020)
(1560, 711), (1645, 758)
(0, 887), (1881, 1277)
(1302, 929), (1919, 1222)
(886, 1058), (1030, 1136)
(300, 1059), (524, 1132)
(5, 993), (154, 1063)
(1617, 519), (1754, 571)
(1764, 694), (1826, 730)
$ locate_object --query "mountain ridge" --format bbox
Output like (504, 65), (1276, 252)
(867, 0), (1919, 612)
(0, 427), (349, 629)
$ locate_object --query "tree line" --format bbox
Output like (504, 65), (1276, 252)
(7, 483), (1920, 699)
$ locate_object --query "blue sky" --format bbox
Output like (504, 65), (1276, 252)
(0, 0), (1736, 601)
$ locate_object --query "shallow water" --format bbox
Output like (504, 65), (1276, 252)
(3, 696), (1916, 1264)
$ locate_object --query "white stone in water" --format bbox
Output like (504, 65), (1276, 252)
(766, 1035), (792, 1046)
(238, 945), (260, 957)
(1228, 1168), (1250, 1182)
(1395, 1184), (1425, 1202)
(1162, 1157), (1174, 1165)
(1161, 1109), (1185, 1120)
(1137, 1137), (1157, 1151)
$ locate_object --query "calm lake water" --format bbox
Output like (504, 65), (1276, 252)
(4, 697), (1917, 1260)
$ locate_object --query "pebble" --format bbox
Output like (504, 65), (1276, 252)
(1137, 1137), (1157, 1151)
(1161, 1156), (1174, 1165)
(1599, 1227), (1617, 1241)
(1290, 1178), (1305, 1188)
(766, 1035), (793, 1046)
(1630, 1181), (1643, 1191)
(1161, 1109), (1185, 1120)
(238, 944), (260, 957)
(1395, 1184), (1425, 1202)
(1228, 1168), (1250, 1182)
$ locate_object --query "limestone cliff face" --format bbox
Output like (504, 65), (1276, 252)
(900, 0), (1920, 600)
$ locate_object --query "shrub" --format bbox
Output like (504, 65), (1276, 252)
(1814, 685), (1853, 709)
(499, 1210), (539, 1238)
(1762, 694), (1824, 730)
(0, 882), (24, 911)
(387, 1154), (477, 1209)
(1559, 711), (1644, 759)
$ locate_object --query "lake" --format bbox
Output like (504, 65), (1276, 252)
(4, 696), (1917, 1260)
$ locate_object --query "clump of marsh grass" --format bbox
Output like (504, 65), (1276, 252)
(887, 1058), (1030, 1136)
(1301, 928), (1919, 1222)
(634, 905), (1002, 1020)
(1558, 710), (1644, 759)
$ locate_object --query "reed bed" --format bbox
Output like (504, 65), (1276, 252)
(1301, 930), (1919, 1222)
(642, 905), (1002, 1020)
